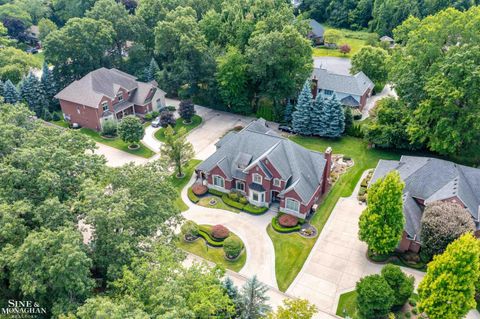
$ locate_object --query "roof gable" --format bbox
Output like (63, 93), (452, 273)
(312, 68), (374, 96)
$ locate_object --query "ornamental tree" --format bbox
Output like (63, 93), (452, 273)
(160, 126), (194, 178)
(420, 201), (475, 258)
(339, 44), (351, 55)
(179, 99), (196, 123)
(224, 237), (242, 258)
(292, 80), (313, 135)
(159, 110), (176, 128)
(267, 299), (318, 319)
(418, 233), (480, 319)
(381, 264), (414, 307)
(117, 115), (145, 148)
(211, 224), (230, 240)
(181, 220), (199, 240)
(359, 170), (405, 255)
(356, 274), (395, 319)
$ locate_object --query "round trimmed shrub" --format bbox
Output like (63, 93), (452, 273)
(192, 183), (208, 196)
(211, 224), (229, 240)
(239, 196), (248, 205)
(278, 214), (299, 227)
(181, 221), (199, 240)
(224, 237), (242, 259)
(228, 192), (239, 202)
(101, 120), (118, 137)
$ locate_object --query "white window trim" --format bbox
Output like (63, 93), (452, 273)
(273, 178), (281, 187)
(213, 175), (225, 188)
(250, 190), (265, 204)
(285, 198), (300, 213)
(253, 173), (262, 185)
(236, 180), (245, 192)
(101, 101), (109, 112)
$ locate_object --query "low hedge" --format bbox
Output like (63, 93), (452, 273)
(198, 229), (224, 247)
(188, 187), (199, 203)
(222, 194), (246, 209)
(244, 203), (268, 215)
(271, 217), (301, 233)
(208, 189), (225, 197)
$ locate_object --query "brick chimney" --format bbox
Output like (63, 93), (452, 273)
(311, 77), (318, 99)
(322, 147), (332, 194)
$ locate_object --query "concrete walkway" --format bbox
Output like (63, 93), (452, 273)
(361, 84), (397, 120)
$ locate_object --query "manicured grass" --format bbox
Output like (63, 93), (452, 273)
(197, 195), (241, 213)
(79, 128), (155, 158)
(170, 159), (202, 211)
(154, 115), (202, 142)
(177, 225), (247, 272)
(312, 27), (376, 58)
(268, 135), (427, 291)
(336, 290), (358, 318)
(52, 119), (69, 128)
(267, 225), (315, 292)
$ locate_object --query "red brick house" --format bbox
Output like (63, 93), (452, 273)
(55, 68), (166, 131)
(371, 156), (480, 253)
(196, 119), (332, 219)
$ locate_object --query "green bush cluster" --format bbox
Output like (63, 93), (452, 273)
(224, 237), (243, 259)
(358, 170), (373, 202)
(144, 113), (153, 121)
(198, 229), (224, 247)
(188, 187), (199, 203)
(243, 204), (268, 215)
(271, 217), (301, 233)
(222, 194), (246, 209)
(208, 188), (225, 197)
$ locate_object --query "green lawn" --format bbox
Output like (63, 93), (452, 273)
(197, 195), (241, 213)
(312, 27), (376, 58)
(177, 225), (247, 272)
(52, 119), (69, 128)
(336, 290), (358, 318)
(154, 115), (202, 142)
(31, 51), (45, 68)
(79, 128), (155, 158)
(266, 225), (316, 292)
(170, 159), (202, 211)
(269, 135), (416, 291)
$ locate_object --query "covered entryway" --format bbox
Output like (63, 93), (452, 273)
(271, 190), (280, 202)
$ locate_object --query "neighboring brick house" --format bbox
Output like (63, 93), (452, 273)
(371, 156), (480, 253)
(55, 68), (166, 131)
(311, 68), (374, 110)
(196, 119), (333, 219)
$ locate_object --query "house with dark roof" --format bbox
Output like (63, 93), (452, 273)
(308, 19), (325, 45)
(371, 156), (480, 253)
(196, 119), (333, 218)
(55, 68), (166, 131)
(311, 67), (374, 110)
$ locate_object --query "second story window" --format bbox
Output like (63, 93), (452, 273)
(117, 92), (124, 102)
(102, 101), (109, 112)
(253, 173), (262, 184)
(324, 89), (334, 96)
(273, 178), (281, 187)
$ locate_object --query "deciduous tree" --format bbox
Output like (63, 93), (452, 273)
(161, 126), (194, 178)
(178, 99), (196, 123)
(356, 274), (395, 319)
(351, 46), (389, 90)
(381, 264), (414, 307)
(117, 115), (144, 148)
(359, 170), (405, 255)
(418, 233), (480, 319)
(267, 299), (318, 319)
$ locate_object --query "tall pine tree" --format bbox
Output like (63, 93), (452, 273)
(20, 73), (48, 117)
(144, 58), (160, 82)
(3, 79), (20, 104)
(311, 94), (328, 136)
(292, 80), (313, 135)
(0, 80), (4, 97)
(283, 100), (294, 124)
(41, 62), (57, 111)
(322, 94), (345, 138)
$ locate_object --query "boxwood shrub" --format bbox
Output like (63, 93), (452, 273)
(198, 229), (224, 247)
(222, 194), (246, 209)
(187, 187), (199, 203)
(244, 203), (268, 215)
(208, 188), (225, 197)
(271, 217), (301, 233)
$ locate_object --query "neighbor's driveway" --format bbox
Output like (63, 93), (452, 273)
(287, 171), (425, 314)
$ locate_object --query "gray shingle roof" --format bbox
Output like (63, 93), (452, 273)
(309, 19), (325, 38)
(372, 156), (480, 240)
(340, 95), (360, 107)
(312, 68), (374, 97)
(54, 68), (164, 108)
(197, 119), (327, 203)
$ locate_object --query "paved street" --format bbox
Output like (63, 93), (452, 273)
(313, 57), (351, 75)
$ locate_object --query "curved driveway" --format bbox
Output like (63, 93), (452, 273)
(180, 175), (278, 289)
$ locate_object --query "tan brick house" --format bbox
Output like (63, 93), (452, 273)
(55, 68), (166, 131)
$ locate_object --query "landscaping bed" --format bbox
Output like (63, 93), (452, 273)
(367, 249), (427, 272)
(154, 115), (202, 142)
(271, 214), (302, 233)
(178, 223), (246, 272)
(170, 159), (202, 211)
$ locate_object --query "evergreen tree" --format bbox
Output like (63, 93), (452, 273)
(144, 58), (160, 82)
(292, 80), (313, 135)
(41, 62), (58, 111)
(311, 94), (328, 136)
(0, 80), (4, 97)
(322, 95), (345, 138)
(20, 73), (48, 117)
(3, 79), (20, 104)
(238, 276), (271, 319)
(344, 106), (353, 132)
(222, 277), (238, 301)
(283, 100), (294, 124)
